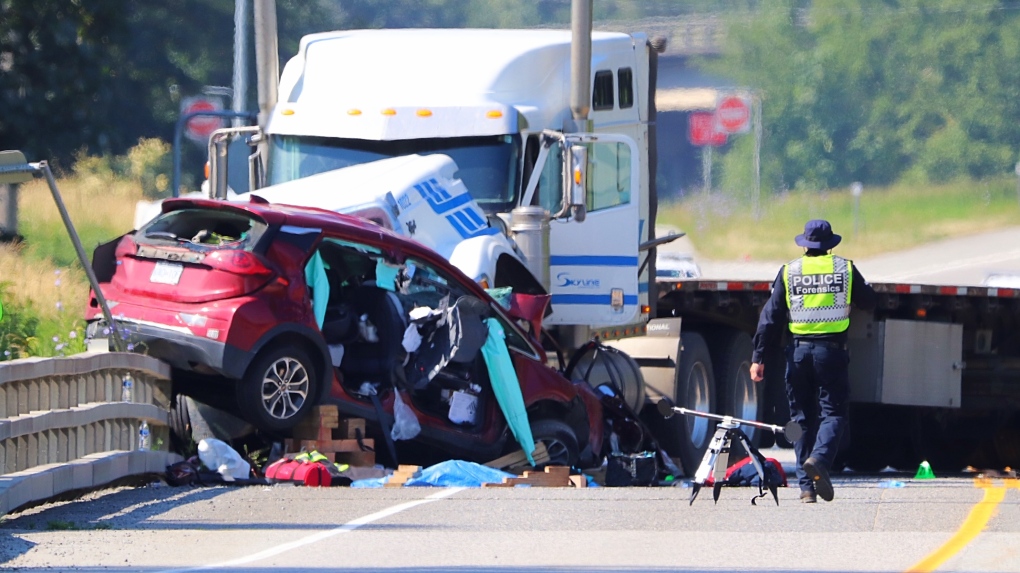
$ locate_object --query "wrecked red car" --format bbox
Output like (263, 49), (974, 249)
(85, 197), (604, 468)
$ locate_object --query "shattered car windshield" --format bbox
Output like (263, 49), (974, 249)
(139, 208), (269, 250)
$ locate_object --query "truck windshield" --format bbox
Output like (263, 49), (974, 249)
(267, 134), (520, 214)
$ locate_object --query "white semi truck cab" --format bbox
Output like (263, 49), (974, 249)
(228, 28), (658, 334)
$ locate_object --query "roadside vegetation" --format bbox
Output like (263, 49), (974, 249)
(658, 177), (1020, 261)
(0, 139), (171, 360)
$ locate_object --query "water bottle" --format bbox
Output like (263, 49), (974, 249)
(121, 374), (133, 402)
(138, 421), (151, 451)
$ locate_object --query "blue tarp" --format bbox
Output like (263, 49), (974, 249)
(482, 317), (536, 465)
(351, 460), (515, 488)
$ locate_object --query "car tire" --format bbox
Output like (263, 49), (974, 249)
(168, 393), (195, 456)
(237, 344), (318, 436)
(657, 331), (716, 475)
(531, 418), (580, 468)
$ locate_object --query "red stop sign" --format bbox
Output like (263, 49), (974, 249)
(688, 112), (727, 147)
(716, 96), (751, 134)
(183, 97), (223, 141)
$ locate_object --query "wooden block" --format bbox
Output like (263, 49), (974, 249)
(397, 464), (422, 473)
(387, 471), (422, 486)
(313, 404), (339, 417)
(291, 426), (334, 441)
(484, 442), (549, 470)
(569, 475), (588, 488)
(335, 450), (376, 467)
(333, 418), (367, 440)
(543, 466), (570, 479)
(503, 472), (570, 487)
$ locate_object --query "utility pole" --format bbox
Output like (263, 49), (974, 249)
(232, 0), (249, 127)
(253, 0), (279, 132)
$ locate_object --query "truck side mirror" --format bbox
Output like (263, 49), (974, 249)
(566, 145), (587, 222)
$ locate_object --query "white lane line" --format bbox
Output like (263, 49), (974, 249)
(156, 487), (465, 573)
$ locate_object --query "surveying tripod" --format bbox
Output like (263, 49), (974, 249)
(657, 398), (803, 506)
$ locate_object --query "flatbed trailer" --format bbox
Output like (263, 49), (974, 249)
(611, 276), (1020, 474)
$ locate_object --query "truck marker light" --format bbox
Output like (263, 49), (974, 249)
(917, 308), (928, 318)
(416, 109), (433, 117)
(381, 108), (397, 116)
(281, 109), (295, 116)
(347, 109), (362, 116)
(641, 305), (650, 314)
(486, 110), (503, 118)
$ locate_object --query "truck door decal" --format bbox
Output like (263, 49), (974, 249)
(549, 254), (638, 306)
(550, 255), (638, 266)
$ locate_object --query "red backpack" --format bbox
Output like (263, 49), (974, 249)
(264, 451), (335, 487)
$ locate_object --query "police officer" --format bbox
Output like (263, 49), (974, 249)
(749, 220), (876, 503)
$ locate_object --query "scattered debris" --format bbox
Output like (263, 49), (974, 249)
(483, 466), (584, 488)
(285, 406), (376, 468)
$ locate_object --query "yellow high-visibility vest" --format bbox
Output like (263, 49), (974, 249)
(783, 254), (853, 335)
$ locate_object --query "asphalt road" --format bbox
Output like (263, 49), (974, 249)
(1, 465), (1019, 572)
(4, 228), (1020, 572)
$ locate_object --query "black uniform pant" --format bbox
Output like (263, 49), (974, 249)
(785, 339), (850, 493)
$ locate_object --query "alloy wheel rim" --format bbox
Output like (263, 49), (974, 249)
(261, 357), (310, 420)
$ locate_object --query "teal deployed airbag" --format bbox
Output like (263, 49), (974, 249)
(304, 251), (329, 328)
(482, 317), (535, 465)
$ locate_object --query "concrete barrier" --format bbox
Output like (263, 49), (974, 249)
(0, 351), (182, 515)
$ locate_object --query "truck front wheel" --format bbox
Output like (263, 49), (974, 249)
(659, 332), (716, 474)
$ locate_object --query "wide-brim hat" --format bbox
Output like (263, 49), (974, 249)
(795, 219), (841, 250)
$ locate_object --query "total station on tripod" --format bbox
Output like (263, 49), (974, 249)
(657, 397), (803, 505)
(656, 398), (803, 443)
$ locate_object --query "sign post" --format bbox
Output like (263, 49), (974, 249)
(688, 112), (727, 194)
(851, 182), (863, 235)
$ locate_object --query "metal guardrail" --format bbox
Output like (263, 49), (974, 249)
(0, 352), (181, 516)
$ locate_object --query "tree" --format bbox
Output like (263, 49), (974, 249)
(707, 0), (1020, 192)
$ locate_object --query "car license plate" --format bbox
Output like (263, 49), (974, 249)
(150, 261), (184, 285)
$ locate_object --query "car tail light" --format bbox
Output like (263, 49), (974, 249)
(115, 235), (138, 259)
(204, 250), (274, 277)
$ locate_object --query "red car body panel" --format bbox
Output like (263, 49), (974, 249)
(85, 197), (605, 465)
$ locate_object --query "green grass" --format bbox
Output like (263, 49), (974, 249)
(657, 178), (1020, 262)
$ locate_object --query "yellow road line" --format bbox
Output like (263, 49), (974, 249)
(904, 478), (1014, 573)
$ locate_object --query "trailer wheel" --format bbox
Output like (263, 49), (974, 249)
(711, 330), (762, 460)
(658, 332), (716, 474)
